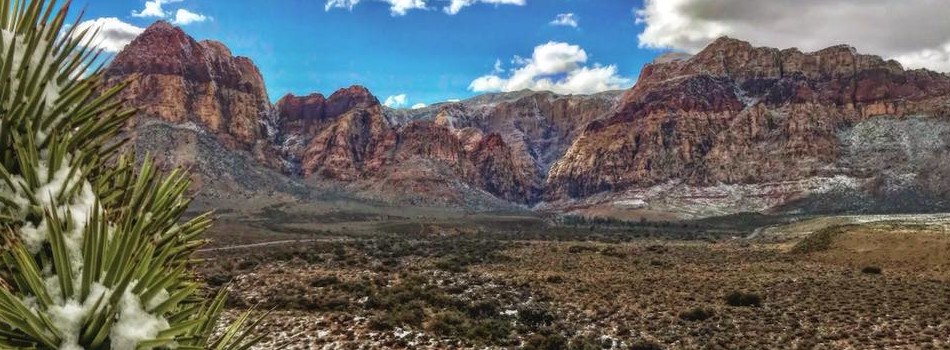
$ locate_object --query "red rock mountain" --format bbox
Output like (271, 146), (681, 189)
(547, 37), (950, 213)
(110, 23), (950, 215)
(104, 21), (275, 163)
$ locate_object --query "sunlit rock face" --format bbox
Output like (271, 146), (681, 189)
(546, 36), (950, 212)
(105, 21), (273, 151)
(105, 24), (950, 213)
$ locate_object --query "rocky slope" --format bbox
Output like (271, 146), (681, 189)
(108, 22), (950, 217)
(104, 21), (279, 167)
(546, 37), (950, 216)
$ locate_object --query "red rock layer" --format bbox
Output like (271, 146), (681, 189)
(105, 21), (271, 152)
(546, 37), (950, 199)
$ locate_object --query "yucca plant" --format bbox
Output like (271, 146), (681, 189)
(0, 0), (264, 349)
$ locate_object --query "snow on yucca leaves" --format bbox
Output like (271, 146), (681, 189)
(0, 1), (265, 349)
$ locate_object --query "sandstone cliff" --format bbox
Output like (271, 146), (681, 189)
(108, 23), (950, 216)
(104, 21), (274, 161)
(547, 37), (950, 211)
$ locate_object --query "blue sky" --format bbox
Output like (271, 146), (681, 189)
(74, 1), (950, 108)
(73, 0), (659, 107)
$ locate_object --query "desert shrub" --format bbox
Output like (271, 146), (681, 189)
(519, 306), (556, 329)
(629, 340), (665, 350)
(679, 307), (715, 321)
(467, 319), (513, 344)
(368, 314), (398, 331)
(310, 275), (342, 288)
(600, 247), (627, 258)
(791, 225), (852, 253)
(862, 266), (883, 274)
(546, 275), (566, 284)
(725, 291), (763, 307)
(524, 333), (569, 350)
(468, 300), (501, 319)
(425, 311), (469, 336)
(568, 245), (599, 254)
(392, 300), (427, 327)
(569, 335), (611, 349)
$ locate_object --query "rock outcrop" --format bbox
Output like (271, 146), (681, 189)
(547, 37), (950, 205)
(108, 23), (950, 215)
(105, 21), (272, 154)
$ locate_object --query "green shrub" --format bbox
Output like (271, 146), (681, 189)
(519, 306), (556, 329)
(425, 311), (469, 336)
(467, 319), (512, 344)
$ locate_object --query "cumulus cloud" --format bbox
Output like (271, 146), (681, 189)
(131, 0), (182, 18)
(171, 9), (209, 25)
(325, 0), (361, 11)
(325, 0), (523, 16)
(132, 0), (209, 25)
(444, 0), (525, 15)
(469, 42), (632, 95)
(635, 0), (950, 72)
(72, 17), (144, 53)
(550, 13), (577, 28)
(384, 94), (409, 108)
(411, 103), (427, 109)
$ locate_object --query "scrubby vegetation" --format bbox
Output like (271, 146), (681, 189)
(724, 291), (763, 307)
(791, 225), (852, 253)
(194, 222), (950, 349)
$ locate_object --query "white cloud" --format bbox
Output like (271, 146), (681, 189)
(469, 42), (632, 95)
(384, 94), (408, 108)
(72, 17), (144, 53)
(131, 0), (182, 18)
(492, 59), (504, 74)
(325, 0), (522, 15)
(171, 8), (209, 25)
(411, 103), (427, 109)
(325, 0), (424, 16)
(325, 0), (361, 11)
(387, 0), (427, 15)
(444, 0), (525, 15)
(446, 99), (461, 102)
(635, 0), (950, 72)
(132, 0), (208, 26)
(550, 13), (577, 28)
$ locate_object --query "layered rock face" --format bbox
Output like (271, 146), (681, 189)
(110, 22), (950, 215)
(275, 87), (391, 180)
(272, 89), (617, 204)
(105, 21), (272, 153)
(547, 37), (950, 204)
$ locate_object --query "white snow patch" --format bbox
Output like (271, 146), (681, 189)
(111, 284), (172, 350)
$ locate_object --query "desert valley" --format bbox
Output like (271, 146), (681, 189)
(96, 21), (950, 349)
(2, 1), (950, 349)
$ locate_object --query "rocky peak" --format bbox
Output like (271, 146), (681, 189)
(547, 36), (950, 202)
(108, 21), (204, 78)
(199, 40), (233, 57)
(326, 85), (380, 118)
(276, 93), (328, 122)
(104, 20), (272, 154)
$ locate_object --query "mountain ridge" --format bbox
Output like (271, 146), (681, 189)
(103, 21), (950, 218)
